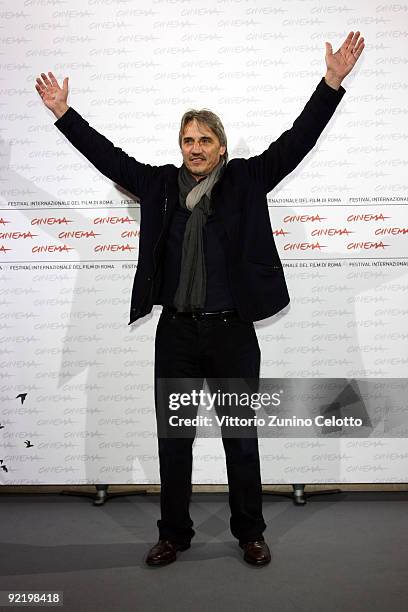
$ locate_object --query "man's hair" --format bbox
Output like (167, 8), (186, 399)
(178, 109), (228, 162)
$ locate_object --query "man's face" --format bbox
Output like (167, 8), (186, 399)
(181, 119), (226, 180)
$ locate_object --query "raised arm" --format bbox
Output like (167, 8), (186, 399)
(245, 31), (365, 194)
(35, 71), (157, 199)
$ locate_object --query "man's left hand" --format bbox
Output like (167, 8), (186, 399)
(324, 31), (365, 90)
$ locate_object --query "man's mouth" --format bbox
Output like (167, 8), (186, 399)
(191, 158), (205, 164)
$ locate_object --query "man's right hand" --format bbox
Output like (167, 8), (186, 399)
(35, 71), (69, 119)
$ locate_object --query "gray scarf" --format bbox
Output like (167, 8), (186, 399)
(173, 160), (225, 311)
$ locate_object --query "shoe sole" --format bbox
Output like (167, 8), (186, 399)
(146, 557), (176, 567)
(243, 555), (271, 567)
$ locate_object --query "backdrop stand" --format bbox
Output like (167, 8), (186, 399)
(60, 484), (147, 506)
(263, 484), (342, 506)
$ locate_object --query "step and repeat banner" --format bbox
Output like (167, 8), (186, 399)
(1, 0), (408, 484)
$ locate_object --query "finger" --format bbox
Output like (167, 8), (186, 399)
(41, 72), (52, 88)
(341, 31), (354, 52)
(348, 33), (361, 57)
(325, 42), (333, 57)
(354, 37), (365, 53)
(48, 71), (59, 87)
(349, 37), (364, 60)
(62, 76), (69, 93)
(353, 41), (365, 60)
(35, 84), (45, 97)
(36, 78), (46, 92)
(350, 31), (361, 50)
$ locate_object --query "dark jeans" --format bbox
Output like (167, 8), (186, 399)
(154, 309), (266, 544)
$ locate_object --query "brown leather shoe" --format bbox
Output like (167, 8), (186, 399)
(239, 540), (271, 566)
(145, 539), (190, 567)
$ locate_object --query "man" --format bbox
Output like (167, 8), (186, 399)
(35, 31), (365, 567)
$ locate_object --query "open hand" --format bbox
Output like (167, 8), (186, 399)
(325, 31), (365, 89)
(35, 71), (69, 118)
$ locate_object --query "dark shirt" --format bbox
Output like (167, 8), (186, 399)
(158, 203), (235, 311)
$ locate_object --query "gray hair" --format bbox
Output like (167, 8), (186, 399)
(178, 109), (228, 162)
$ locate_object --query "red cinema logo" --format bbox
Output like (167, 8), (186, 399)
(346, 213), (390, 222)
(94, 244), (136, 253)
(32, 245), (73, 253)
(58, 231), (100, 239)
(31, 217), (72, 225)
(374, 227), (408, 236)
(0, 231), (37, 239)
(283, 214), (326, 223)
(283, 242), (326, 251)
(311, 228), (353, 236)
(93, 216), (136, 225)
(347, 242), (389, 250)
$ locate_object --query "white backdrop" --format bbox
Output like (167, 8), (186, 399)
(1, 0), (408, 484)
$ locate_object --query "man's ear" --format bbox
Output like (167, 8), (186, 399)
(220, 145), (226, 157)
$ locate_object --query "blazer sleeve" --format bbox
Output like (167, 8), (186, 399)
(54, 107), (157, 199)
(245, 77), (346, 194)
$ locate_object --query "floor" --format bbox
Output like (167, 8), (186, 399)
(0, 491), (407, 612)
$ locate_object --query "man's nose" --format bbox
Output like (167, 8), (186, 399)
(191, 141), (202, 154)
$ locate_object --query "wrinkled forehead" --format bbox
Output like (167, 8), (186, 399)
(182, 118), (218, 140)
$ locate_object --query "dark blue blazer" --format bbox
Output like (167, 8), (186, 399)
(55, 77), (345, 324)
